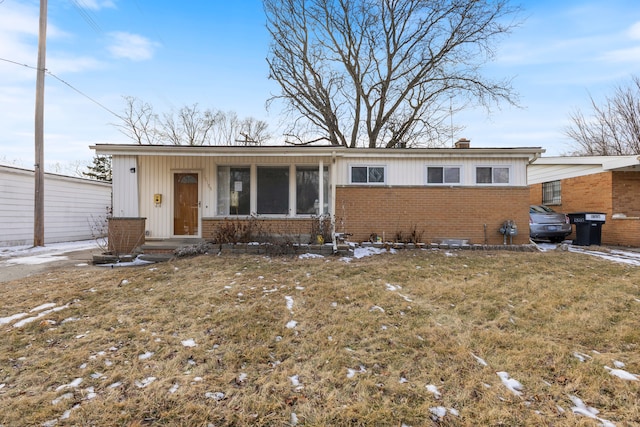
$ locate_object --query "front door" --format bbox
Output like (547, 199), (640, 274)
(174, 173), (199, 236)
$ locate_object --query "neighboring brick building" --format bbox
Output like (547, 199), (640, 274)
(93, 143), (543, 254)
(529, 156), (640, 247)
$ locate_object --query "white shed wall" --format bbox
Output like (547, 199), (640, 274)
(0, 165), (112, 247)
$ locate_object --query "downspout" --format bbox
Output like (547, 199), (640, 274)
(331, 151), (338, 253)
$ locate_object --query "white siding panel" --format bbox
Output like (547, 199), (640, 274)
(336, 156), (529, 186)
(527, 164), (604, 185)
(135, 155), (335, 238)
(112, 156), (138, 217)
(0, 165), (111, 247)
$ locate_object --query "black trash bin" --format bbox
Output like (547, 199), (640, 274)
(568, 212), (606, 246)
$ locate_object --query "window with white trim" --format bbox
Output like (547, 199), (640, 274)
(426, 166), (461, 185)
(476, 166), (510, 184)
(296, 166), (329, 215)
(350, 165), (386, 184)
(257, 166), (289, 214)
(542, 180), (561, 205)
(217, 166), (250, 215)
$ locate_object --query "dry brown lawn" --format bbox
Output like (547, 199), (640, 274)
(0, 248), (639, 426)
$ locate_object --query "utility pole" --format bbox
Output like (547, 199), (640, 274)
(34, 0), (48, 247)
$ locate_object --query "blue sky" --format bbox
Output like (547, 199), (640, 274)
(1, 0), (639, 172)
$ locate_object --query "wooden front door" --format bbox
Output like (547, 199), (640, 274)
(174, 173), (199, 236)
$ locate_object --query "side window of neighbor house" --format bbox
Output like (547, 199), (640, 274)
(350, 165), (386, 184)
(257, 166), (289, 214)
(476, 166), (510, 184)
(296, 166), (329, 215)
(217, 166), (250, 215)
(542, 180), (561, 205)
(426, 166), (461, 184)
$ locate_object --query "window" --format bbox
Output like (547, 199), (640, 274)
(426, 166), (461, 184)
(217, 166), (250, 215)
(296, 166), (329, 215)
(476, 166), (509, 184)
(350, 165), (385, 184)
(257, 166), (289, 214)
(542, 180), (561, 205)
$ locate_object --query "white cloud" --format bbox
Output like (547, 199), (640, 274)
(600, 46), (640, 64)
(48, 55), (104, 74)
(107, 32), (159, 61)
(628, 21), (640, 40)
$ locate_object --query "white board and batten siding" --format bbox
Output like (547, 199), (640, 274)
(336, 155), (530, 186)
(0, 165), (112, 247)
(132, 155), (335, 238)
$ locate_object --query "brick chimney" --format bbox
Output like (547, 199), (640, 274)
(454, 138), (470, 149)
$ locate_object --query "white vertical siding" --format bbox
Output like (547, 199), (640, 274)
(336, 156), (529, 186)
(0, 165), (112, 247)
(138, 156), (214, 238)
(527, 164), (604, 185)
(112, 156), (138, 217)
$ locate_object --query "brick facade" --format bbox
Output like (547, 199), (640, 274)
(335, 186), (531, 245)
(108, 217), (146, 254)
(530, 171), (640, 247)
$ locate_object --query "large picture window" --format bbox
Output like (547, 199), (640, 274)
(350, 165), (385, 184)
(257, 166), (289, 214)
(217, 166), (250, 215)
(426, 166), (461, 184)
(296, 166), (329, 215)
(476, 166), (509, 184)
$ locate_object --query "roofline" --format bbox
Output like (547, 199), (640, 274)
(0, 164), (112, 186)
(91, 144), (544, 159)
(531, 155), (640, 170)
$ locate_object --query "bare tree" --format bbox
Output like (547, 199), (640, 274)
(160, 104), (217, 146)
(565, 75), (640, 155)
(237, 117), (272, 145)
(114, 97), (271, 146)
(114, 96), (161, 145)
(264, 0), (521, 148)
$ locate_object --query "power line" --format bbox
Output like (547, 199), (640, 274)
(0, 56), (123, 121)
(70, 0), (102, 34)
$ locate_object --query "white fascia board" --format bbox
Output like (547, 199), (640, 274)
(531, 155), (640, 171)
(602, 156), (640, 170)
(91, 144), (544, 160)
(90, 144), (342, 157)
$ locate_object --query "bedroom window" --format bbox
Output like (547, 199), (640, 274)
(476, 166), (510, 184)
(350, 165), (386, 184)
(426, 166), (461, 184)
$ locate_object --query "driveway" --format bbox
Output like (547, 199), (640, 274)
(0, 241), (103, 283)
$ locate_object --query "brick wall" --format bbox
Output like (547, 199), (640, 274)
(335, 186), (531, 245)
(530, 183), (542, 205)
(612, 171), (640, 217)
(108, 217), (146, 254)
(529, 171), (640, 247)
(606, 218), (640, 247)
(562, 172), (613, 214)
(203, 217), (321, 244)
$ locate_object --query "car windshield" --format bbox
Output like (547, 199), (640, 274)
(530, 205), (555, 213)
